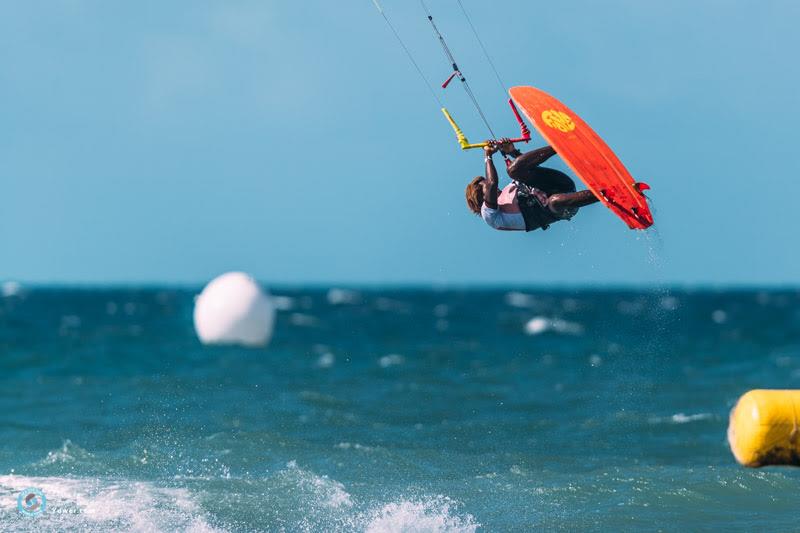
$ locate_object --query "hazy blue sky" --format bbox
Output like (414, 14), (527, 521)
(2, 1), (799, 285)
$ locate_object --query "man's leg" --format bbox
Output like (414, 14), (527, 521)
(506, 146), (556, 182)
(548, 190), (599, 213)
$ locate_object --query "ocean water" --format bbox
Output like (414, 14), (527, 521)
(1, 286), (799, 532)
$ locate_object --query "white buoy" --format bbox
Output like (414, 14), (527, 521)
(193, 272), (275, 347)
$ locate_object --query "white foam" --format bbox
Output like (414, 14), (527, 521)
(335, 442), (376, 452)
(315, 352), (336, 368)
(2, 461), (479, 531)
(659, 295), (680, 311)
(327, 288), (360, 305)
(670, 413), (712, 424)
(37, 440), (93, 465)
(504, 291), (535, 308)
(281, 461), (353, 509)
(524, 317), (584, 336)
(1, 281), (22, 297)
(289, 313), (319, 327)
(274, 462), (477, 532)
(271, 295), (295, 311)
(0, 474), (226, 532)
(364, 496), (479, 533)
(648, 412), (713, 425)
(378, 354), (405, 368)
(711, 309), (728, 324)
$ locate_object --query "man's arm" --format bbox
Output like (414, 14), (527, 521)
(506, 145), (557, 180)
(482, 144), (500, 209)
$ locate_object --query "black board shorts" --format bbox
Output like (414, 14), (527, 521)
(518, 167), (576, 196)
(515, 167), (578, 231)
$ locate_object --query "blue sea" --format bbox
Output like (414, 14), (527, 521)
(1, 285), (799, 531)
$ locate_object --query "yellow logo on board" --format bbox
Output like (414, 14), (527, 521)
(541, 110), (575, 133)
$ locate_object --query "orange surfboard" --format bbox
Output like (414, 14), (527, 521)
(509, 86), (653, 229)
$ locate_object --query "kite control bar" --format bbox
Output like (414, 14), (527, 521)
(441, 98), (531, 150)
(420, 2), (532, 160)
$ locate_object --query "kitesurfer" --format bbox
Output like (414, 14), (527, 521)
(465, 139), (599, 231)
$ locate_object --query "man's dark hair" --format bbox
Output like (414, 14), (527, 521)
(465, 176), (484, 215)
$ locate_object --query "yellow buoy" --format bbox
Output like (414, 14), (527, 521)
(728, 389), (800, 467)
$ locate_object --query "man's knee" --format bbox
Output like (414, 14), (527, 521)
(548, 193), (566, 209)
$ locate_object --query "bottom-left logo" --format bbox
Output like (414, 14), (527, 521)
(17, 488), (46, 517)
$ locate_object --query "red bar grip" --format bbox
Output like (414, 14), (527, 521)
(442, 71), (457, 89)
(508, 98), (531, 141)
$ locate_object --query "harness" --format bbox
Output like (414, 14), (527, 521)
(514, 181), (562, 232)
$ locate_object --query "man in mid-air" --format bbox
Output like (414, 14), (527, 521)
(465, 138), (599, 232)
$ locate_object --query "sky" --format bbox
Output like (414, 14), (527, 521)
(2, 0), (799, 286)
